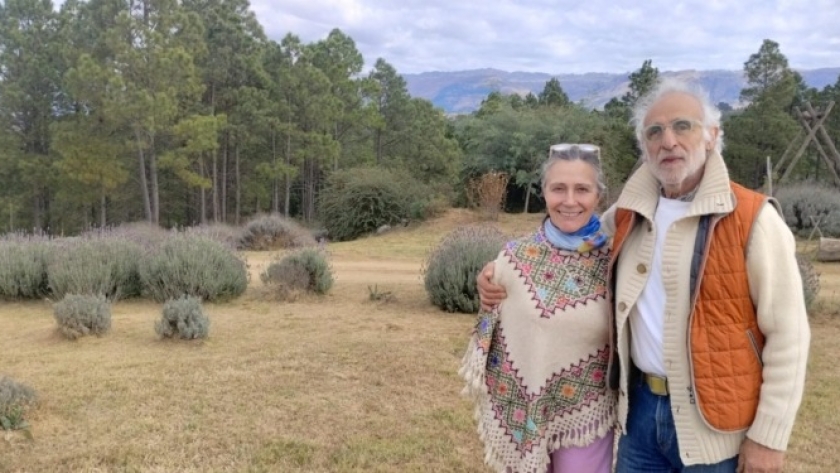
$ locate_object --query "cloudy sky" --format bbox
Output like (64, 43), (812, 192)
(262, 0), (840, 75)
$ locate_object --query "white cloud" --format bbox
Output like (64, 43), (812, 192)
(265, 0), (840, 74)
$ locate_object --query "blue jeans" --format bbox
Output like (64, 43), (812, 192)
(615, 375), (739, 472)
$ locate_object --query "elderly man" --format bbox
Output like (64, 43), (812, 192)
(477, 77), (810, 473)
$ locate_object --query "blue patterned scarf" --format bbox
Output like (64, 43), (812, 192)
(543, 215), (607, 253)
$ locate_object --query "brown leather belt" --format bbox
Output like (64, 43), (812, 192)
(643, 372), (669, 396)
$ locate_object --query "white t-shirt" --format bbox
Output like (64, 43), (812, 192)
(630, 197), (692, 377)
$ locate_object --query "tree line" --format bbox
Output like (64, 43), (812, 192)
(1, 0), (838, 234)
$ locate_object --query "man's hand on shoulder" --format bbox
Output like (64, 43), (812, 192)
(737, 437), (784, 473)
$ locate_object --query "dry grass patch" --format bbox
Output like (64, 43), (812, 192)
(0, 210), (838, 472)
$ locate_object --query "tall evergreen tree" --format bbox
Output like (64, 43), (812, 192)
(366, 58), (411, 166)
(726, 40), (800, 187)
(538, 78), (570, 107)
(0, 0), (64, 230)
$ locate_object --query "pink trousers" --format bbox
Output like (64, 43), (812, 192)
(547, 429), (614, 473)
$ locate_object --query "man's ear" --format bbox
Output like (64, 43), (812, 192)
(706, 126), (720, 151)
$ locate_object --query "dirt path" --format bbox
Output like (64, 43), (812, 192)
(332, 260), (422, 285)
(245, 251), (423, 289)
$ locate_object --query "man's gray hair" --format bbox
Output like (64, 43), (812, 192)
(630, 77), (724, 155)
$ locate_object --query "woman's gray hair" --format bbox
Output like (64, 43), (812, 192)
(630, 77), (724, 155)
(540, 144), (607, 196)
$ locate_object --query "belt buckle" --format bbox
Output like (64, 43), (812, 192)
(645, 373), (669, 396)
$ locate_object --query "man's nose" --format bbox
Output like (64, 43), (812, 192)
(660, 126), (678, 148)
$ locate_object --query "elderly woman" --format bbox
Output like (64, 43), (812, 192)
(460, 144), (616, 473)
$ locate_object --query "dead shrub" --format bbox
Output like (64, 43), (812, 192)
(467, 172), (509, 221)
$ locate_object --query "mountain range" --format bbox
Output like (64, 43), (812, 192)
(402, 68), (840, 114)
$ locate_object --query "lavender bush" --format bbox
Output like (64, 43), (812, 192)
(48, 237), (142, 300)
(261, 248), (332, 295)
(80, 222), (170, 251)
(0, 239), (52, 299)
(156, 295), (210, 340)
(139, 234), (248, 302)
(422, 225), (508, 313)
(0, 376), (37, 431)
(239, 214), (316, 251)
(53, 294), (112, 340)
(775, 183), (840, 237)
(183, 223), (242, 251)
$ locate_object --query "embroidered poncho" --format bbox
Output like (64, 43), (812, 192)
(460, 229), (616, 473)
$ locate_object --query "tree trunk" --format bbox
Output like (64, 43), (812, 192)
(523, 184), (531, 214)
(376, 129), (383, 164)
(212, 147), (219, 223)
(334, 123), (340, 171)
(235, 144), (241, 225)
(135, 132), (153, 223)
(284, 128), (292, 217)
(221, 138), (228, 223)
(32, 187), (43, 231)
(302, 158), (317, 222)
(272, 128), (279, 214)
(100, 189), (107, 227)
(150, 150), (160, 225)
(817, 237), (840, 262)
(199, 158), (207, 224)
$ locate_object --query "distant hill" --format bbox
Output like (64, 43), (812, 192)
(403, 68), (840, 114)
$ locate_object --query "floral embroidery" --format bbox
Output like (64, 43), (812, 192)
(505, 234), (609, 318)
(485, 331), (611, 452)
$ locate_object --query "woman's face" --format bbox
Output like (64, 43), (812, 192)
(543, 159), (600, 233)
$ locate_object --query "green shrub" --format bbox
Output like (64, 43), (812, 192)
(139, 234), (248, 302)
(53, 294), (111, 340)
(156, 295), (210, 340)
(239, 214), (316, 250)
(0, 376), (37, 431)
(318, 167), (440, 241)
(796, 253), (820, 314)
(775, 183), (840, 237)
(0, 240), (52, 299)
(261, 248), (333, 295)
(422, 225), (508, 313)
(48, 238), (142, 300)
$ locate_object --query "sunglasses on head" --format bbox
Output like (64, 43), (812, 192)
(643, 118), (704, 142)
(549, 143), (601, 161)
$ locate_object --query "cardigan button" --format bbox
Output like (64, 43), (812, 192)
(636, 264), (647, 274)
(618, 302), (627, 312)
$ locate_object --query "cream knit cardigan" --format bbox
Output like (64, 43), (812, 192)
(603, 151), (810, 466)
(460, 228), (616, 473)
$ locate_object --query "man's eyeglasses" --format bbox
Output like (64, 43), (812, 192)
(549, 143), (600, 162)
(643, 119), (704, 142)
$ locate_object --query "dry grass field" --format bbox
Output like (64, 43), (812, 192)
(1, 209), (839, 472)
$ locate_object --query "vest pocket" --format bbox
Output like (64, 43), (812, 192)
(746, 329), (764, 367)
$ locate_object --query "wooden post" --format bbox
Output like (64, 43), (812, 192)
(780, 103), (834, 183)
(817, 237), (840, 262)
(794, 107), (840, 186)
(806, 102), (840, 166)
(773, 128), (803, 174)
(766, 156), (773, 195)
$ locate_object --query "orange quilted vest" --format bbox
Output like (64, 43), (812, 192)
(613, 182), (768, 431)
